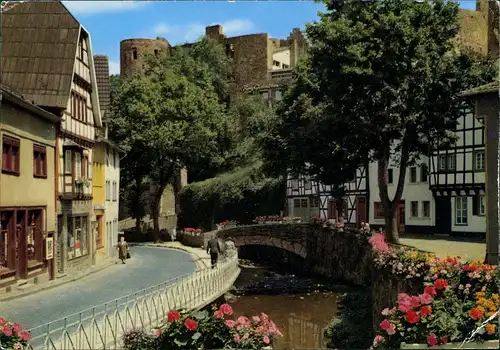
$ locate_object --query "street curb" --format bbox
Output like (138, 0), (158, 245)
(0, 260), (117, 303)
(129, 243), (210, 270)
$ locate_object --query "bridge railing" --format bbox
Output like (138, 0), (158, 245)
(26, 252), (239, 350)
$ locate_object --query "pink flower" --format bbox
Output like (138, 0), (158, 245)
(381, 308), (395, 316)
(12, 323), (22, 335)
(397, 293), (413, 313)
(236, 324), (244, 331)
(263, 335), (271, 344)
(237, 316), (250, 326)
(225, 320), (236, 329)
(380, 320), (391, 331)
(373, 335), (385, 347)
(369, 234), (392, 253)
(0, 317), (5, 326)
(427, 334), (438, 346)
(220, 304), (233, 316)
(419, 293), (433, 305)
(252, 315), (261, 322)
(153, 329), (163, 337)
(233, 334), (241, 343)
(214, 310), (224, 319)
(410, 296), (421, 308)
(387, 323), (396, 335)
(242, 333), (250, 340)
(3, 326), (13, 337)
(261, 312), (269, 323)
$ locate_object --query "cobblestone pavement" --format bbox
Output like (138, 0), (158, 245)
(0, 246), (196, 329)
(400, 236), (486, 261)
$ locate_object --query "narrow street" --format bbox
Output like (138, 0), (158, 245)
(0, 246), (196, 330)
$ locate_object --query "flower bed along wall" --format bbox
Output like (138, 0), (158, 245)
(369, 234), (498, 349)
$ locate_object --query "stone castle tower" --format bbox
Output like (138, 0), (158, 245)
(120, 37), (171, 79)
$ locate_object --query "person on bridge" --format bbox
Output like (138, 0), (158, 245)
(207, 237), (221, 269)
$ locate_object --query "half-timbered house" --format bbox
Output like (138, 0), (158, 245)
(429, 108), (486, 236)
(285, 167), (369, 227)
(2, 1), (103, 276)
(0, 85), (60, 292)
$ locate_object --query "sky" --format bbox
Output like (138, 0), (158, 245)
(62, 0), (479, 75)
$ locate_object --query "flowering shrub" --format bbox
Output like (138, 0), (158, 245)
(253, 215), (283, 223)
(0, 317), (33, 350)
(370, 234), (433, 278)
(218, 220), (239, 229)
(183, 228), (202, 236)
(122, 304), (282, 350)
(370, 234), (499, 348)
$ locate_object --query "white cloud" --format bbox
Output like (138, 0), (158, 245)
(62, 1), (148, 15)
(108, 60), (120, 75)
(153, 23), (173, 35)
(151, 19), (255, 45)
(219, 19), (254, 36)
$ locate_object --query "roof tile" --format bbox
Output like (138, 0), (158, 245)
(1, 1), (80, 108)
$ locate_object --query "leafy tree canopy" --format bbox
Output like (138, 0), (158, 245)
(263, 0), (497, 242)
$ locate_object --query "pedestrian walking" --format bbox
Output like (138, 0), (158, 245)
(207, 237), (221, 269)
(117, 236), (129, 264)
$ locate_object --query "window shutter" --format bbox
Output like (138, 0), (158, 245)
(472, 196), (478, 216)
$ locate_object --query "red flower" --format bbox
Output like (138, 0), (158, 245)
(424, 286), (437, 296)
(214, 310), (224, 319)
(427, 334), (438, 346)
(441, 336), (448, 344)
(433, 279), (448, 290)
(184, 318), (198, 331)
(167, 310), (181, 322)
(469, 307), (484, 320)
(405, 310), (420, 324)
(420, 306), (432, 317)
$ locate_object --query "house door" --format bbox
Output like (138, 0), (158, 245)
(292, 198), (309, 220)
(356, 197), (367, 228)
(15, 210), (27, 279)
(435, 197), (452, 233)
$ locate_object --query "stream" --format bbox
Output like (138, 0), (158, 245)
(221, 259), (356, 349)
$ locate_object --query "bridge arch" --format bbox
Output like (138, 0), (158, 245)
(229, 234), (308, 258)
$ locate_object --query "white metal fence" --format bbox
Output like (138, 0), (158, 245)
(25, 252), (240, 350)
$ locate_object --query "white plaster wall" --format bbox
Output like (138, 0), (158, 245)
(105, 148), (120, 256)
(450, 196), (486, 233)
(368, 160), (434, 228)
(271, 49), (290, 70)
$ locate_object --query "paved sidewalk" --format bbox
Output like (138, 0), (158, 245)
(0, 256), (118, 302)
(400, 236), (486, 261)
(129, 241), (212, 270)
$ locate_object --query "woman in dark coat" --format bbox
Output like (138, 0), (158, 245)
(117, 236), (128, 264)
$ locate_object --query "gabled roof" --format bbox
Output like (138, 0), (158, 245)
(461, 81), (499, 97)
(1, 1), (80, 109)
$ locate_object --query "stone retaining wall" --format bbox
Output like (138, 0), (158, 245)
(213, 223), (426, 331)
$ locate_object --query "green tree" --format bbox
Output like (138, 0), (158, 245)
(111, 62), (228, 241)
(265, 0), (497, 243)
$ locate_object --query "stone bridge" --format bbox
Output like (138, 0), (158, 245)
(216, 223), (373, 286)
